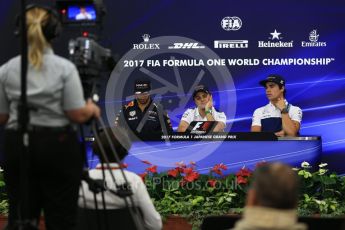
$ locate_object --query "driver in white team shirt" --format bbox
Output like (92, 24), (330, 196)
(178, 85), (227, 132)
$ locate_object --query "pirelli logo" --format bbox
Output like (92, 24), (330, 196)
(214, 40), (248, 48)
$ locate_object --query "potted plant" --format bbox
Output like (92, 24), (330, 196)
(140, 161), (252, 229)
(296, 162), (345, 216)
(139, 161), (345, 230)
(1, 162), (345, 230)
(0, 167), (9, 229)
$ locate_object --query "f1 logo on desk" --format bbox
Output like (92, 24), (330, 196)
(192, 122), (204, 131)
(191, 121), (214, 134)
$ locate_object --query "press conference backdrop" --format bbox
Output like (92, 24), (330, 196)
(0, 1), (344, 172)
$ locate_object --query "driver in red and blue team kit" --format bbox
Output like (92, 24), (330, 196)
(115, 79), (172, 139)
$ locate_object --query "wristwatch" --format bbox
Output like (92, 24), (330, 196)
(280, 108), (288, 114)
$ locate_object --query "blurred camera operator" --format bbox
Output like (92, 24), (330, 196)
(0, 6), (100, 230)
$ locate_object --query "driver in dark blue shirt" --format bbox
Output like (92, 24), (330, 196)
(115, 79), (172, 139)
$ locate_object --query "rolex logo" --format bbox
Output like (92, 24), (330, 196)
(142, 34), (150, 42)
(133, 34), (160, 49)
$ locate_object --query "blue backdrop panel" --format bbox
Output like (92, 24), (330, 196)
(101, 0), (345, 173)
(0, 0), (344, 172)
(87, 138), (321, 175)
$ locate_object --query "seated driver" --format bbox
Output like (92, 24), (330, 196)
(177, 85), (226, 132)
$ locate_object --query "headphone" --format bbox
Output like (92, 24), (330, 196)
(14, 4), (62, 41)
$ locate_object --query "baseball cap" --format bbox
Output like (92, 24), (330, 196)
(259, 74), (285, 87)
(134, 79), (151, 94)
(192, 85), (211, 98)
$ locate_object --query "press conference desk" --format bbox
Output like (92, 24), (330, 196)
(87, 133), (322, 174)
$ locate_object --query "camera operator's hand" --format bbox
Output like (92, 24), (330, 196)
(65, 99), (101, 123)
(86, 98), (101, 119)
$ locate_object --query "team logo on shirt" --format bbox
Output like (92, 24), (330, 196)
(297, 110), (302, 120)
(147, 111), (157, 116)
(182, 111), (190, 118)
(148, 116), (157, 121)
(129, 111), (136, 117)
(218, 114), (226, 119)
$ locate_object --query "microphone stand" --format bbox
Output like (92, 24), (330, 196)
(17, 0), (38, 229)
(78, 118), (145, 230)
(91, 118), (145, 230)
(79, 120), (108, 230)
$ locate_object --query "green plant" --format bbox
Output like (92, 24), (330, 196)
(0, 167), (8, 215)
(140, 161), (345, 229)
(296, 162), (345, 216)
(1, 161), (344, 227)
(140, 161), (252, 229)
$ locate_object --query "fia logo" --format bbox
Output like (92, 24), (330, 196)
(221, 16), (242, 31)
(142, 34), (150, 42)
(309, 30), (319, 42)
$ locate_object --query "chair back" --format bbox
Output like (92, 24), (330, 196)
(76, 207), (143, 230)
